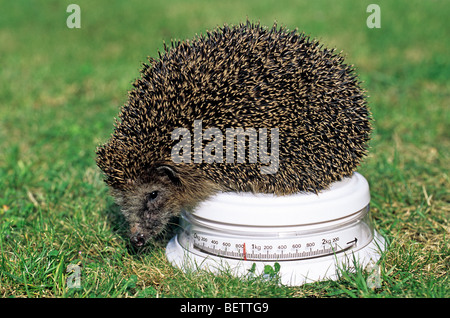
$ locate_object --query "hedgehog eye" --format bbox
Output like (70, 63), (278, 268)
(147, 191), (159, 202)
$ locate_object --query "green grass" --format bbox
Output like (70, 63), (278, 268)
(0, 0), (448, 298)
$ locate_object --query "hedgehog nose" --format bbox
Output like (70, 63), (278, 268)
(130, 233), (146, 247)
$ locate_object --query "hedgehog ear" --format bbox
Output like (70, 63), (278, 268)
(156, 165), (182, 186)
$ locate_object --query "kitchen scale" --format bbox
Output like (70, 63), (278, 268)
(166, 172), (385, 286)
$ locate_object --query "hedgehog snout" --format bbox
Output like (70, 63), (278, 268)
(130, 232), (146, 248)
(129, 223), (147, 248)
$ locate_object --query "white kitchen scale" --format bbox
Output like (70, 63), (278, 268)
(166, 172), (386, 286)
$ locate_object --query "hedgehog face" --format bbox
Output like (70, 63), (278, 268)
(113, 165), (182, 248)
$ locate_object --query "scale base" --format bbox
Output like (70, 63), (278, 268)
(165, 231), (385, 286)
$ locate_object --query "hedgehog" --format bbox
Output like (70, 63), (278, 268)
(96, 21), (372, 248)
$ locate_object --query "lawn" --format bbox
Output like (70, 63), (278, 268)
(0, 0), (448, 298)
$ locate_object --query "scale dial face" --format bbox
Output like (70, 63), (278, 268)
(177, 206), (374, 262)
